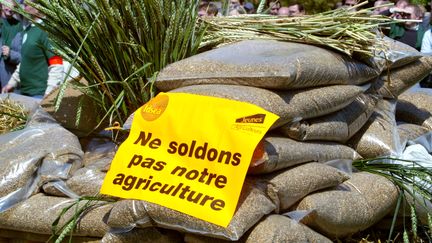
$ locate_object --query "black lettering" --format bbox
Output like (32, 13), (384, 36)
(198, 168), (209, 183)
(149, 182), (162, 191)
(178, 143), (188, 156)
(215, 175), (227, 189)
(194, 142), (208, 159)
(211, 199), (225, 211)
(171, 183), (184, 196)
(171, 166), (187, 176)
(179, 185), (191, 199)
(199, 195), (214, 206)
(207, 148), (218, 161)
(231, 153), (242, 166)
(160, 184), (176, 194)
(135, 178), (147, 189)
(127, 154), (142, 168)
(186, 191), (203, 203)
(149, 138), (161, 149)
(218, 150), (232, 165)
(142, 176), (153, 190)
(153, 161), (166, 171)
(123, 175), (137, 191)
(133, 131), (152, 146)
(167, 141), (177, 154)
(141, 157), (155, 168)
(188, 140), (196, 157)
(185, 170), (199, 180)
(113, 173), (125, 185)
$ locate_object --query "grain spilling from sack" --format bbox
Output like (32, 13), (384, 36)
(102, 228), (182, 243)
(106, 179), (275, 241)
(368, 56), (432, 99)
(171, 84), (364, 128)
(296, 172), (399, 238)
(262, 162), (350, 213)
(278, 94), (378, 142)
(349, 99), (402, 158)
(248, 137), (360, 175)
(245, 215), (332, 243)
(397, 122), (430, 144)
(156, 40), (378, 91)
(0, 194), (112, 237)
(396, 91), (432, 129)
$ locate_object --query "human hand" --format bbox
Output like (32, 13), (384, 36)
(1, 84), (13, 93)
(2, 46), (10, 58)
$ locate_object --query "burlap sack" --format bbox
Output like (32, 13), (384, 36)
(248, 137), (360, 175)
(349, 99), (403, 158)
(368, 56), (432, 99)
(102, 228), (182, 243)
(397, 91), (432, 130)
(156, 40), (378, 91)
(398, 122), (430, 144)
(262, 162), (350, 213)
(0, 194), (112, 237)
(296, 172), (399, 238)
(171, 84), (364, 128)
(278, 94), (378, 142)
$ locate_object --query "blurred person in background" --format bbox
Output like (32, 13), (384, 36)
(1, 0), (64, 100)
(287, 3), (305, 16)
(278, 6), (289, 16)
(389, 4), (428, 50)
(267, 0), (281, 15)
(198, 2), (218, 17)
(0, 0), (22, 89)
(372, 0), (391, 15)
(341, 0), (359, 11)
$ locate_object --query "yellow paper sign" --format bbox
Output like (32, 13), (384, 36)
(100, 92), (278, 227)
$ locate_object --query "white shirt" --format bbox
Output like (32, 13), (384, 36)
(421, 29), (432, 55)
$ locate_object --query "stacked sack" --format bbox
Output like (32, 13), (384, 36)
(1, 36), (431, 241)
(99, 38), (431, 241)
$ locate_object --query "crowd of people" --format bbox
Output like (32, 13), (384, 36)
(199, 0), (432, 86)
(0, 0), (64, 101)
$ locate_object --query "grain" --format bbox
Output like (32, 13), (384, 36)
(262, 162), (350, 213)
(398, 122), (430, 144)
(102, 228), (182, 243)
(245, 215), (332, 243)
(397, 91), (432, 130)
(171, 84), (364, 128)
(368, 56), (432, 99)
(248, 137), (361, 175)
(348, 99), (402, 158)
(106, 179), (275, 241)
(296, 172), (399, 238)
(278, 94), (378, 142)
(0, 193), (112, 237)
(156, 40), (378, 91)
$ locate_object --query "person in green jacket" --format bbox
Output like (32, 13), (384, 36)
(389, 4), (429, 50)
(0, 0), (22, 88)
(1, 0), (63, 100)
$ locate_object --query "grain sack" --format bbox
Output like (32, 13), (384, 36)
(0, 108), (83, 212)
(278, 94), (378, 142)
(356, 36), (423, 71)
(245, 215), (332, 243)
(262, 162), (350, 213)
(0, 193), (112, 237)
(398, 122), (430, 144)
(82, 137), (117, 167)
(106, 179), (275, 241)
(295, 172), (399, 238)
(171, 84), (364, 128)
(397, 91), (432, 130)
(156, 40), (378, 91)
(248, 137), (361, 175)
(368, 56), (432, 99)
(102, 228), (182, 243)
(40, 78), (103, 137)
(348, 99), (403, 158)
(43, 167), (107, 197)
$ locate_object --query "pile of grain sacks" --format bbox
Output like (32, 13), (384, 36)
(0, 38), (431, 242)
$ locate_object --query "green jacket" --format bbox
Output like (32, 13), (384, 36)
(389, 23), (429, 50)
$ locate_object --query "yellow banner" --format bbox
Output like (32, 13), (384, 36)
(100, 92), (278, 227)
